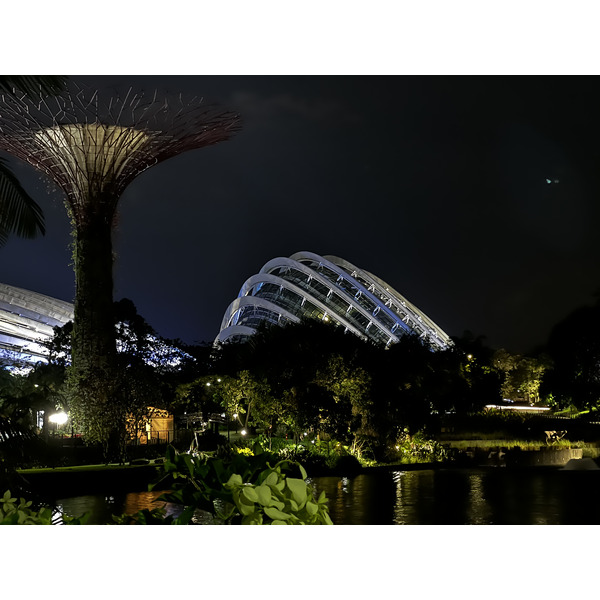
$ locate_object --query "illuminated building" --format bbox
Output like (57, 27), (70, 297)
(217, 251), (452, 350)
(0, 282), (73, 369)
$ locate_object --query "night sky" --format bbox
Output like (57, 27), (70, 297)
(2, 75), (600, 354)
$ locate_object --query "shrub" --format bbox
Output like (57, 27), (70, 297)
(391, 430), (449, 464)
(234, 447), (254, 457)
(0, 490), (88, 525)
(117, 445), (333, 525)
(0, 490), (54, 525)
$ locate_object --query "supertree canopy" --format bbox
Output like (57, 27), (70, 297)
(0, 84), (241, 222)
(0, 81), (241, 457)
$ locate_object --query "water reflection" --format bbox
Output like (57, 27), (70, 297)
(311, 473), (396, 525)
(54, 468), (600, 525)
(56, 490), (182, 524)
(467, 473), (492, 525)
(312, 468), (600, 525)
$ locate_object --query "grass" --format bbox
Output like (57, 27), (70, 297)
(444, 439), (591, 451)
(16, 462), (161, 475)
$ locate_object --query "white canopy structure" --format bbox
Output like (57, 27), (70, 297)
(217, 251), (452, 350)
(0, 283), (73, 368)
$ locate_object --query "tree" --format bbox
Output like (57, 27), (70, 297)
(45, 299), (188, 461)
(0, 157), (45, 247)
(450, 331), (502, 411)
(543, 302), (600, 410)
(0, 76), (66, 247)
(0, 363), (66, 435)
(215, 320), (376, 439)
(493, 349), (551, 404)
(312, 354), (372, 444)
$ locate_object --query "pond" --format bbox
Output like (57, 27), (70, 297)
(310, 467), (600, 525)
(54, 466), (600, 525)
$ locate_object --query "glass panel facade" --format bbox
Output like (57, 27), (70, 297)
(218, 253), (451, 350)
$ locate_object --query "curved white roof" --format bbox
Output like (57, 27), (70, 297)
(0, 283), (74, 367)
(217, 251), (451, 350)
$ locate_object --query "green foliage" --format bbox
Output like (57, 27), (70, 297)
(224, 462), (332, 524)
(51, 299), (188, 462)
(234, 446), (254, 457)
(312, 354), (373, 442)
(446, 438), (588, 451)
(0, 489), (54, 525)
(391, 430), (449, 464)
(0, 156), (45, 247)
(466, 409), (532, 434)
(0, 364), (68, 441)
(0, 489), (89, 525)
(122, 445), (333, 525)
(65, 365), (126, 461)
(493, 349), (551, 403)
(251, 434), (364, 473)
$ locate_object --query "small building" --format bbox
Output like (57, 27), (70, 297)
(132, 408), (174, 444)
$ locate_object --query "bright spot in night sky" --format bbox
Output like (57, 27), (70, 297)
(546, 178), (560, 184)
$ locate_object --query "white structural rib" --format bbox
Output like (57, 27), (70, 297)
(323, 254), (451, 348)
(216, 251), (451, 350)
(214, 325), (258, 344)
(219, 295), (302, 332)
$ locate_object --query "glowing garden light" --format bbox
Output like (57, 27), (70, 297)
(48, 411), (68, 425)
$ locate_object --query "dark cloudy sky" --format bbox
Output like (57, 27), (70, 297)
(2, 75), (600, 353)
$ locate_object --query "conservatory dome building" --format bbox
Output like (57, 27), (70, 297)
(0, 283), (74, 369)
(216, 251), (452, 350)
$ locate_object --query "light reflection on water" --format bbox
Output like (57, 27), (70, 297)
(467, 473), (492, 525)
(55, 468), (600, 525)
(311, 468), (600, 525)
(56, 490), (183, 525)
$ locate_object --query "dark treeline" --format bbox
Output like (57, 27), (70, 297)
(3, 296), (600, 465)
(190, 320), (503, 462)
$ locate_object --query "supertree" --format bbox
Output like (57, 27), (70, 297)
(0, 81), (241, 454)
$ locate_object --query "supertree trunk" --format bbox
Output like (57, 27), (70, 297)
(67, 205), (121, 461)
(71, 210), (117, 375)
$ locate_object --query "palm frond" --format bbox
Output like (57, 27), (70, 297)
(0, 76), (67, 97)
(0, 157), (45, 247)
